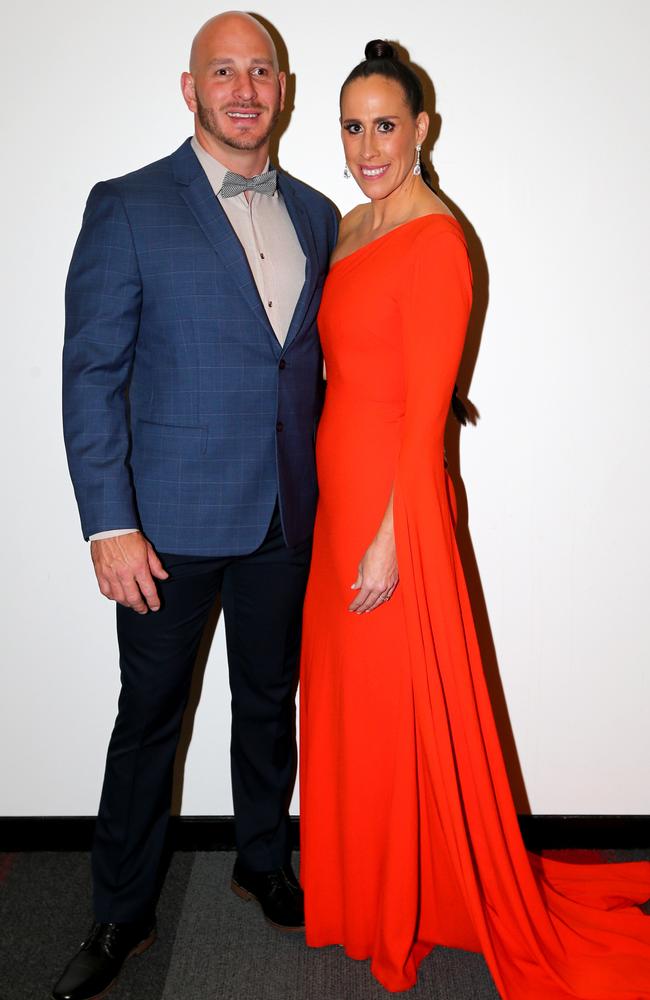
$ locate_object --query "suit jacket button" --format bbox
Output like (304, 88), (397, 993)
(276, 421), (284, 432)
(279, 359), (286, 370)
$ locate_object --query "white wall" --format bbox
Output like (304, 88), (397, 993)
(1, 0), (648, 816)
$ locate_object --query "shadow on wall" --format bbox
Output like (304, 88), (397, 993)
(403, 44), (531, 813)
(386, 41), (531, 814)
(172, 23), (531, 818)
(252, 13), (294, 172)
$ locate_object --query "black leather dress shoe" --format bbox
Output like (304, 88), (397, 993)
(231, 860), (304, 931)
(51, 919), (155, 1000)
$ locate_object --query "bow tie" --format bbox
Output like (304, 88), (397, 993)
(221, 169), (277, 198)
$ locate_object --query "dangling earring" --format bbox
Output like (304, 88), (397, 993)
(343, 163), (351, 179)
(413, 144), (422, 176)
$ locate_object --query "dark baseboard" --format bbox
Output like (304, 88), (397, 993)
(517, 815), (650, 851)
(0, 816), (649, 852)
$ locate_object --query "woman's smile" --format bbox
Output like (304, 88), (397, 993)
(359, 163), (390, 178)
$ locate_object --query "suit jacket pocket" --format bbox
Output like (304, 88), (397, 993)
(133, 420), (208, 457)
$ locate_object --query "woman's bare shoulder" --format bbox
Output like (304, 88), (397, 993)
(339, 203), (369, 238)
(329, 204), (371, 266)
(418, 187), (456, 220)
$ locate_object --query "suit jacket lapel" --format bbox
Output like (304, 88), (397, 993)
(277, 174), (319, 352)
(171, 141), (321, 356)
(171, 139), (281, 358)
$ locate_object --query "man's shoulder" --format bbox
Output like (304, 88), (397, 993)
(278, 170), (337, 218)
(94, 139), (192, 198)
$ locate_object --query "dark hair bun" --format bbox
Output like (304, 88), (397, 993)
(364, 39), (396, 61)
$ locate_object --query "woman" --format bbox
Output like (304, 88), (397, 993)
(299, 40), (650, 998)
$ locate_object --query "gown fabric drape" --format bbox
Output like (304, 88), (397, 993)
(299, 214), (650, 998)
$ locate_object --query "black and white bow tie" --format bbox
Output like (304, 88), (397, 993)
(221, 169), (277, 198)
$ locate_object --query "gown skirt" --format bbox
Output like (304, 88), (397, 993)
(299, 214), (650, 997)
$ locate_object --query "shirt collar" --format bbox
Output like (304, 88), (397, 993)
(190, 135), (271, 198)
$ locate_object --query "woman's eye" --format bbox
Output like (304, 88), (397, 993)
(377, 121), (394, 132)
(343, 123), (363, 134)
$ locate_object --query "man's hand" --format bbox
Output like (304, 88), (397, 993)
(90, 532), (169, 613)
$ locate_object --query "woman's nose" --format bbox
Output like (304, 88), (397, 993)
(360, 136), (378, 160)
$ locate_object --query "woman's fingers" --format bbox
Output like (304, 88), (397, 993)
(363, 582), (396, 613)
(349, 585), (372, 612)
(351, 588), (378, 613)
(349, 577), (397, 614)
(348, 567), (364, 610)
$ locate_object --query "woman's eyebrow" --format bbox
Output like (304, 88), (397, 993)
(341, 115), (402, 124)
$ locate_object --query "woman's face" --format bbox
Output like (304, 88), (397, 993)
(340, 74), (428, 202)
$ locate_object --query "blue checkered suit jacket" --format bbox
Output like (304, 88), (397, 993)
(63, 139), (338, 555)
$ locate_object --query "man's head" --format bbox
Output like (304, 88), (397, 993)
(181, 12), (285, 161)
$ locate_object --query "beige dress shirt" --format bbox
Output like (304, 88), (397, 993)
(91, 137), (306, 541)
(190, 136), (305, 344)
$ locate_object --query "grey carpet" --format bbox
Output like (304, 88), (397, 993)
(161, 853), (499, 1000)
(2, 849), (648, 999)
(0, 851), (194, 1000)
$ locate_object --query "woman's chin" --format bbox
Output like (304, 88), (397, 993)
(354, 177), (393, 201)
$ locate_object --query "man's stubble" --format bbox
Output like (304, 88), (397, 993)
(196, 95), (281, 152)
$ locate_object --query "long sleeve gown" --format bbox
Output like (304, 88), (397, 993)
(299, 213), (650, 998)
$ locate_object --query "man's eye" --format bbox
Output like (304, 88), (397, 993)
(252, 67), (268, 76)
(215, 68), (231, 76)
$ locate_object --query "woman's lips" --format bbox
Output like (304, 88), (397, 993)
(359, 164), (389, 179)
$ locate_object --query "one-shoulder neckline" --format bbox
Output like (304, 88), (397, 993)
(329, 213), (462, 272)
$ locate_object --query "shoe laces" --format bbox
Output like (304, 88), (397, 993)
(268, 869), (300, 898)
(83, 922), (121, 958)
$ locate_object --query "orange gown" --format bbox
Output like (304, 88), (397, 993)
(299, 214), (650, 997)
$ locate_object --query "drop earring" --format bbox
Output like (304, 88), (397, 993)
(413, 144), (422, 176)
(343, 163), (351, 179)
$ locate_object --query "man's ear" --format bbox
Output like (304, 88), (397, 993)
(181, 72), (197, 113)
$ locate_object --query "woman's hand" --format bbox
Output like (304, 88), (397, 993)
(349, 530), (399, 614)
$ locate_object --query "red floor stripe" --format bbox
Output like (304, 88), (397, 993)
(0, 853), (18, 885)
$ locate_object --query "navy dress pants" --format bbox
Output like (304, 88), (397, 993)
(91, 506), (311, 923)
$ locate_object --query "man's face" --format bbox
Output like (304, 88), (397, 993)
(184, 18), (286, 153)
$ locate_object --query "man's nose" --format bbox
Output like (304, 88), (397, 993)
(232, 72), (257, 102)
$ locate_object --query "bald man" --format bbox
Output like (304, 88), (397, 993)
(56, 12), (337, 999)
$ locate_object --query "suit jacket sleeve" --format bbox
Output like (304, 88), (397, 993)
(62, 181), (142, 538)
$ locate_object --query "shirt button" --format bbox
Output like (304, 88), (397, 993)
(268, 300), (273, 308)
(276, 421), (284, 432)
(279, 359), (286, 370)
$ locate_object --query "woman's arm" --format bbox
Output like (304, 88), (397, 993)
(348, 488), (398, 613)
(349, 224), (472, 615)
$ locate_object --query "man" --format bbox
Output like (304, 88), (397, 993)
(54, 12), (337, 1000)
